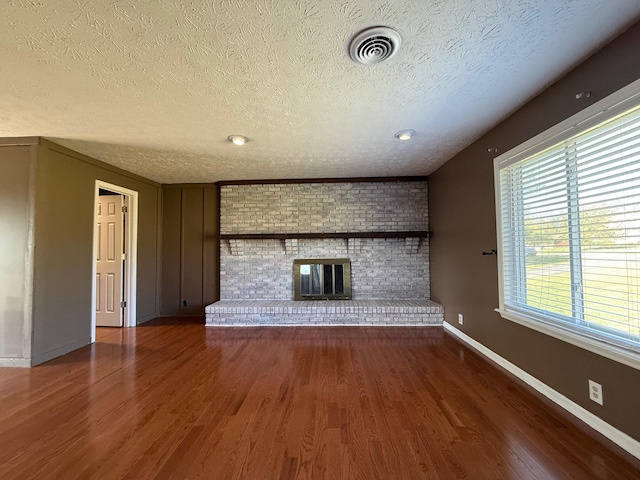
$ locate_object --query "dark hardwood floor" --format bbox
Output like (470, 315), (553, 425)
(0, 318), (639, 479)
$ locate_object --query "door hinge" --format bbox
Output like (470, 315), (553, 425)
(122, 205), (128, 213)
(121, 301), (126, 308)
(121, 253), (126, 260)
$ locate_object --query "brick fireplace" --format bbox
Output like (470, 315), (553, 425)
(205, 179), (443, 326)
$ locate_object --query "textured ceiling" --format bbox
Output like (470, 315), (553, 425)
(1, 1), (640, 184)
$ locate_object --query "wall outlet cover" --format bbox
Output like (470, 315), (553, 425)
(458, 313), (463, 325)
(588, 380), (603, 405)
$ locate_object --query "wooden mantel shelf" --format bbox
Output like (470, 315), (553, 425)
(220, 231), (429, 240)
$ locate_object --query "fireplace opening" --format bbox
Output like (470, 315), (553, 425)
(293, 258), (352, 300)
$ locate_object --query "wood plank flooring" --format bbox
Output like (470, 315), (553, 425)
(0, 318), (639, 479)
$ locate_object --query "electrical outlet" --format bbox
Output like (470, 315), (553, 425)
(182, 300), (187, 307)
(458, 313), (464, 325)
(588, 380), (603, 405)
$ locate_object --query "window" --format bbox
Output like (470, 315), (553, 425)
(494, 80), (640, 367)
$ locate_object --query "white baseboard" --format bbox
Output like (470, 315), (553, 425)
(0, 358), (31, 368)
(443, 322), (640, 460)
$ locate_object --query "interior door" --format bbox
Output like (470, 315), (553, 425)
(96, 195), (124, 327)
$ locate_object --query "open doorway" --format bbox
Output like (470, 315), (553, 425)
(91, 180), (138, 343)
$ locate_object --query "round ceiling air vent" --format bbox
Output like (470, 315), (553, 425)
(349, 26), (401, 65)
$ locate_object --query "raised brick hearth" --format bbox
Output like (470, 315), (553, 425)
(205, 300), (443, 326)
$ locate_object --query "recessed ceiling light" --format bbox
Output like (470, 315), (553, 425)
(395, 129), (415, 141)
(228, 135), (248, 146)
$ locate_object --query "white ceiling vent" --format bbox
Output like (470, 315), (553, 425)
(349, 27), (401, 65)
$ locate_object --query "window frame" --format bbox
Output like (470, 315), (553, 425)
(494, 78), (640, 371)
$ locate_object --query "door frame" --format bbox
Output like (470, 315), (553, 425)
(91, 180), (139, 342)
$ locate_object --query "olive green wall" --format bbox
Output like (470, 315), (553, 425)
(161, 184), (219, 316)
(429, 23), (640, 441)
(0, 139), (215, 365)
(0, 142), (37, 366)
(31, 140), (161, 365)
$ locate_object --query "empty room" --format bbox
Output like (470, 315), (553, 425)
(1, 1), (640, 479)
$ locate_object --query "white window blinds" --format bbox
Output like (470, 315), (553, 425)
(496, 90), (640, 358)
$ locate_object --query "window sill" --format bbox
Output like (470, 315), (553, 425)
(495, 308), (640, 371)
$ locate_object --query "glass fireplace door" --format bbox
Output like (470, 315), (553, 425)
(294, 259), (351, 300)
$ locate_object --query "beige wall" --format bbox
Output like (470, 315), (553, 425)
(0, 143), (37, 366)
(30, 140), (161, 365)
(429, 23), (640, 440)
(0, 139), (210, 365)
